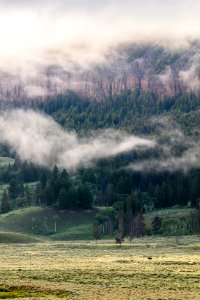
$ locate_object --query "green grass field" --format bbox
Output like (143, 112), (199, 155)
(0, 236), (199, 299)
(0, 207), (96, 240)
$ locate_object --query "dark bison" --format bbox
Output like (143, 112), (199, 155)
(115, 237), (124, 246)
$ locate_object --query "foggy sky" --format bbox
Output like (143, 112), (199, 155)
(0, 0), (200, 74)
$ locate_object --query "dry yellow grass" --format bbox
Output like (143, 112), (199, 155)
(0, 236), (200, 299)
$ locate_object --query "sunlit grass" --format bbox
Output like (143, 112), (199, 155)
(0, 236), (199, 299)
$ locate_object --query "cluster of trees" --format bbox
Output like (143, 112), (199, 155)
(1, 156), (200, 215)
(0, 161), (93, 214)
(33, 90), (200, 136)
(89, 163), (200, 209)
(0, 159), (50, 213)
(94, 192), (146, 240)
(1, 181), (34, 213)
(36, 166), (93, 210)
(93, 194), (200, 239)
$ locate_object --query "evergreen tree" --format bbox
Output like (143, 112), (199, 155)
(77, 184), (93, 209)
(52, 165), (59, 181)
(35, 183), (46, 205)
(114, 201), (126, 238)
(45, 183), (56, 206)
(58, 188), (68, 209)
(66, 187), (78, 209)
(126, 192), (144, 239)
(8, 179), (19, 199)
(1, 190), (11, 214)
(40, 173), (47, 190)
(24, 185), (32, 207)
(152, 216), (162, 235)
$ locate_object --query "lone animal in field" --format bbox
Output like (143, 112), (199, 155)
(115, 237), (124, 246)
(95, 235), (101, 242)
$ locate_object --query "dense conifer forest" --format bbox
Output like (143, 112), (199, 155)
(0, 90), (200, 236)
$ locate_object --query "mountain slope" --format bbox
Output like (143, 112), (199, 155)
(1, 42), (200, 102)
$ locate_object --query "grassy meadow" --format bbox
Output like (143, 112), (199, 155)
(0, 236), (200, 299)
(0, 208), (199, 299)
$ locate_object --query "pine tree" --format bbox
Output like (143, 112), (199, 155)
(66, 187), (78, 209)
(40, 173), (47, 190)
(8, 179), (19, 199)
(114, 201), (126, 239)
(1, 190), (11, 214)
(45, 183), (56, 206)
(152, 216), (162, 235)
(77, 184), (93, 209)
(24, 185), (32, 207)
(58, 188), (68, 209)
(52, 165), (59, 181)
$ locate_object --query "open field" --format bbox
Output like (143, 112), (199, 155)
(0, 236), (200, 299)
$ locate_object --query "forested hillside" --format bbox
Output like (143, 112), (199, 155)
(0, 90), (200, 237)
(1, 42), (200, 102)
(36, 90), (200, 134)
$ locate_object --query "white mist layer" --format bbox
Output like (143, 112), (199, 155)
(126, 118), (200, 173)
(0, 0), (200, 73)
(0, 110), (155, 170)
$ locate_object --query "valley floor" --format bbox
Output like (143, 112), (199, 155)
(0, 236), (200, 300)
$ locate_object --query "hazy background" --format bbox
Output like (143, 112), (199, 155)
(0, 0), (200, 73)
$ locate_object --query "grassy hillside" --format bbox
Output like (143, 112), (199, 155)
(0, 206), (196, 242)
(0, 232), (39, 243)
(145, 207), (196, 235)
(0, 207), (97, 241)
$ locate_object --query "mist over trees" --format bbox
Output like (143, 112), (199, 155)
(0, 90), (200, 237)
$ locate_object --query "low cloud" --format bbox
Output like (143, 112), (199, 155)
(126, 118), (200, 173)
(0, 1), (200, 100)
(1, 0), (200, 75)
(1, 110), (199, 173)
(0, 109), (155, 171)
